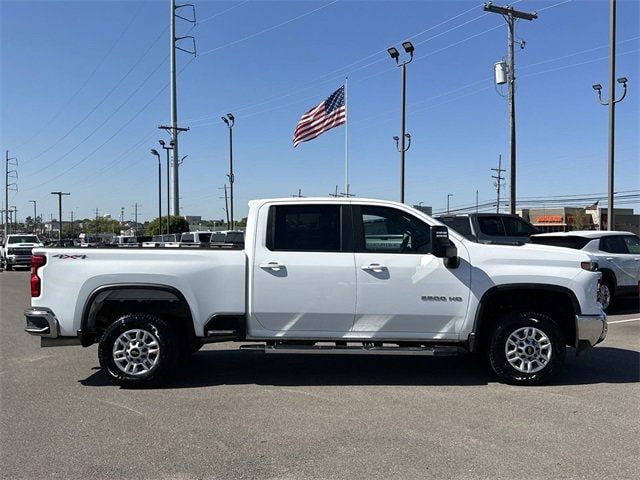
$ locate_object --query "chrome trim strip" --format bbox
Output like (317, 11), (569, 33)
(24, 307), (60, 338)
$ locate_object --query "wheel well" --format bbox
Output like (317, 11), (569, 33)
(598, 269), (616, 291)
(473, 287), (578, 352)
(81, 285), (196, 347)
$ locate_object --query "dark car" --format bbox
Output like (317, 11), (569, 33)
(436, 213), (539, 245)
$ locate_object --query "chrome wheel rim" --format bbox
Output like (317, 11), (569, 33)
(597, 283), (611, 309)
(505, 326), (552, 374)
(112, 329), (160, 376)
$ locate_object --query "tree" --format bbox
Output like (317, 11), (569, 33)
(145, 216), (190, 236)
(84, 218), (121, 234)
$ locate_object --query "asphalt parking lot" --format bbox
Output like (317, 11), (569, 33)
(1, 270), (638, 480)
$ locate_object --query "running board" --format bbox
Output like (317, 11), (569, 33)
(240, 344), (461, 356)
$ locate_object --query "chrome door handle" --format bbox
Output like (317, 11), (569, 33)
(605, 257), (614, 261)
(259, 262), (285, 270)
(361, 263), (387, 272)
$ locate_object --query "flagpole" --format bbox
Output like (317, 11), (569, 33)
(344, 77), (349, 196)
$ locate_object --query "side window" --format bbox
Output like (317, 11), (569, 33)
(439, 217), (473, 238)
(181, 234), (194, 243)
(358, 206), (430, 254)
(622, 236), (640, 254)
(477, 216), (506, 236)
(502, 216), (538, 236)
(600, 236), (628, 254)
(268, 205), (341, 252)
(198, 233), (212, 243)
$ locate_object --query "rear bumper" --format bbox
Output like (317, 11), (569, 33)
(24, 307), (59, 338)
(575, 312), (607, 355)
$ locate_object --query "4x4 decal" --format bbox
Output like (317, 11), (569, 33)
(52, 254), (87, 260)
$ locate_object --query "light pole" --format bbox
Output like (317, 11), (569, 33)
(150, 149), (162, 235)
(388, 41), (414, 204)
(29, 200), (37, 234)
(447, 194), (453, 213)
(50, 192), (70, 240)
(159, 140), (175, 234)
(221, 113), (235, 230)
(591, 1), (629, 230)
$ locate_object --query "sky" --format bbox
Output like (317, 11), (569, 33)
(1, 0), (638, 224)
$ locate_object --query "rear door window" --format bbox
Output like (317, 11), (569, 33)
(181, 233), (194, 243)
(530, 236), (590, 249)
(438, 217), (472, 237)
(268, 205), (341, 252)
(600, 236), (628, 254)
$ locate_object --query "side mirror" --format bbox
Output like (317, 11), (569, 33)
(431, 225), (459, 268)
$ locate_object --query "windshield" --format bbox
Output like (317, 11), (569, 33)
(8, 236), (39, 244)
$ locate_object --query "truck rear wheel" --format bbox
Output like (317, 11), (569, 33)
(98, 313), (178, 387)
(487, 312), (565, 386)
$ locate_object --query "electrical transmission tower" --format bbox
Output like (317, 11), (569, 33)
(159, 0), (196, 217)
(491, 154), (506, 213)
(484, 2), (537, 214)
(4, 151), (18, 236)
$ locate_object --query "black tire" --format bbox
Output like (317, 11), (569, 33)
(98, 313), (179, 387)
(598, 278), (615, 312)
(487, 311), (566, 386)
(5, 263), (12, 271)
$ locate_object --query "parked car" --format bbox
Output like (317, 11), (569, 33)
(1, 234), (43, 270)
(531, 231), (640, 310)
(142, 234), (181, 248)
(46, 239), (79, 248)
(210, 230), (245, 247)
(25, 197), (606, 387)
(179, 231), (214, 247)
(435, 213), (539, 245)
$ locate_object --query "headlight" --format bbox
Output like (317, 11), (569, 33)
(581, 261), (599, 272)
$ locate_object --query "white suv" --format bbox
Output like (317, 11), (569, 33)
(531, 231), (640, 310)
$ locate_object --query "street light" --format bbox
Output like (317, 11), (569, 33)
(222, 113), (235, 230)
(388, 41), (414, 203)
(50, 192), (70, 240)
(150, 149), (162, 235)
(159, 140), (175, 234)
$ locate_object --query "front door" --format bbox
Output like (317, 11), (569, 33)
(250, 203), (356, 334)
(352, 205), (471, 337)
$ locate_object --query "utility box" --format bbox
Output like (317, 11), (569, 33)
(494, 61), (508, 85)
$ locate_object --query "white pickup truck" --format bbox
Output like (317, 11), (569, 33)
(1, 234), (44, 270)
(24, 198), (607, 387)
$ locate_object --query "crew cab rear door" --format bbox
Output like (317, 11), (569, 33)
(250, 203), (356, 333)
(352, 204), (471, 336)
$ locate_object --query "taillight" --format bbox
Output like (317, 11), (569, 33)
(30, 255), (46, 297)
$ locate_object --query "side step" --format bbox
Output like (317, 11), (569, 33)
(240, 344), (461, 356)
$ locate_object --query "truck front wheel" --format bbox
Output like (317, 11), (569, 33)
(488, 312), (566, 386)
(98, 313), (178, 387)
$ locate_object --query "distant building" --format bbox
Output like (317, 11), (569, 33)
(518, 207), (639, 234)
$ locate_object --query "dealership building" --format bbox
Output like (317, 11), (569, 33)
(518, 207), (639, 234)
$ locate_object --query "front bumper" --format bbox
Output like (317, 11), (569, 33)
(6, 255), (32, 266)
(575, 312), (607, 355)
(24, 307), (59, 338)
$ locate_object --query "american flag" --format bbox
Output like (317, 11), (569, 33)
(293, 86), (346, 148)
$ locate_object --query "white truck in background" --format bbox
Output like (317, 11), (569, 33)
(1, 234), (43, 270)
(24, 198), (607, 387)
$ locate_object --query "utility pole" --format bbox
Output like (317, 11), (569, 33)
(293, 189), (304, 198)
(29, 200), (37, 234)
(11, 206), (17, 232)
(484, 2), (537, 214)
(5, 151), (18, 237)
(591, 0), (629, 230)
(447, 194), (453, 213)
(133, 203), (139, 236)
(70, 210), (74, 237)
(50, 192), (70, 240)
(159, 0), (195, 218)
(491, 153), (506, 213)
(95, 208), (99, 220)
(221, 114), (235, 230)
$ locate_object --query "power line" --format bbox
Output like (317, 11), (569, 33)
(199, 0), (341, 56)
(197, 0), (251, 25)
(14, 2), (146, 150)
(24, 26), (168, 166)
